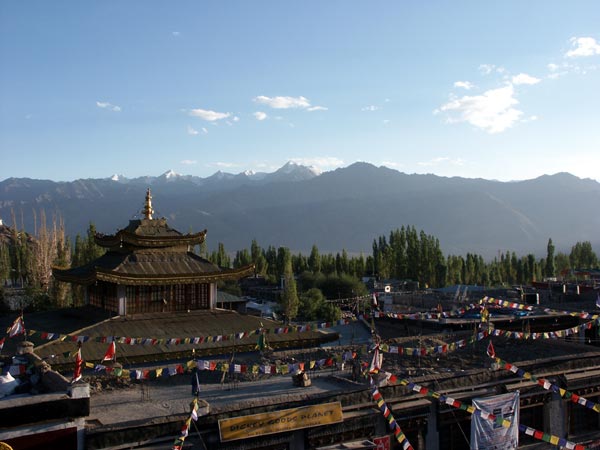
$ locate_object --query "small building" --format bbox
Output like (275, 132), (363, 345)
(52, 189), (254, 315)
(216, 290), (247, 313)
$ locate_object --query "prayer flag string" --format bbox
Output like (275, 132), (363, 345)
(397, 378), (586, 450)
(371, 386), (414, 450)
(492, 355), (600, 413)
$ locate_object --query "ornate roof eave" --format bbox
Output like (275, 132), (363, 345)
(53, 264), (255, 287)
(94, 229), (207, 248)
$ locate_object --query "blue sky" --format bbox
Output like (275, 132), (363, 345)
(1, 1), (599, 182)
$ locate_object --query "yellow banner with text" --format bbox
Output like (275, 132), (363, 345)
(219, 402), (343, 442)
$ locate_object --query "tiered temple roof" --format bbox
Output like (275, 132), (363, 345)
(53, 189), (254, 286)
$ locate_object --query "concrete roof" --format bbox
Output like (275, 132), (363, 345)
(1, 307), (332, 369)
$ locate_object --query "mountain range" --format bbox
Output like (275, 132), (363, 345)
(1, 162), (599, 259)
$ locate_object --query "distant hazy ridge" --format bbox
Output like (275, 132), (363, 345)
(1, 162), (599, 259)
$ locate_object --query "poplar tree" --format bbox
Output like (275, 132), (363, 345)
(308, 244), (321, 274)
(280, 249), (298, 321)
(545, 238), (555, 278)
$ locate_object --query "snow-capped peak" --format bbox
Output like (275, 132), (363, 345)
(307, 166), (322, 176)
(110, 174), (128, 182)
(161, 169), (180, 179)
(278, 161), (321, 176)
(280, 161), (301, 174)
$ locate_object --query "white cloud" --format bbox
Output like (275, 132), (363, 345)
(187, 125), (207, 135)
(189, 108), (231, 121)
(289, 156), (345, 171)
(209, 162), (239, 169)
(232, 116), (239, 122)
(96, 101), (121, 112)
(478, 64), (495, 75)
(566, 37), (600, 57)
(454, 81), (474, 90)
(478, 64), (505, 75)
(511, 73), (541, 85)
(546, 62), (575, 79)
(253, 111), (268, 121)
(307, 106), (328, 111)
(383, 119), (390, 125)
(418, 157), (465, 167)
(437, 84), (523, 134)
(253, 162), (280, 171)
(254, 95), (311, 109)
(361, 105), (379, 111)
(172, 31), (181, 37)
(180, 159), (197, 165)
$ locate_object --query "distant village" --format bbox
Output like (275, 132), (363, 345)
(1, 191), (600, 450)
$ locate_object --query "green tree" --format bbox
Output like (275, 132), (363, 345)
(84, 223), (103, 263)
(308, 244), (321, 274)
(280, 249), (299, 321)
(233, 248), (251, 268)
(210, 242), (231, 268)
(298, 287), (324, 321)
(0, 242), (10, 284)
(570, 241), (598, 269)
(545, 238), (556, 278)
(554, 252), (570, 276)
(250, 239), (268, 276)
(318, 301), (342, 322)
(297, 270), (326, 292)
(317, 274), (368, 300)
(264, 245), (278, 281)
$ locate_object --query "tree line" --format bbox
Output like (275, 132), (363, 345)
(1, 214), (598, 317)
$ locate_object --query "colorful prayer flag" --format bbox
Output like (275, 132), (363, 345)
(369, 345), (382, 373)
(481, 307), (489, 323)
(7, 315), (25, 337)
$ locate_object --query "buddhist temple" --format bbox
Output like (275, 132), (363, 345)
(52, 189), (254, 315)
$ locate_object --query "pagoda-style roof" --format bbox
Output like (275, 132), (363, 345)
(95, 218), (207, 249)
(94, 187), (206, 250)
(52, 188), (254, 285)
(53, 250), (255, 286)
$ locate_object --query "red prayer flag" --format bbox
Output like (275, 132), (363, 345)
(102, 342), (116, 362)
(486, 340), (495, 358)
(72, 348), (83, 382)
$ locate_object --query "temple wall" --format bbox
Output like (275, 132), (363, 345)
(88, 282), (212, 314)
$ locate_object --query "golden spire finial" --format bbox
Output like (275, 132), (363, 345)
(142, 188), (154, 220)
